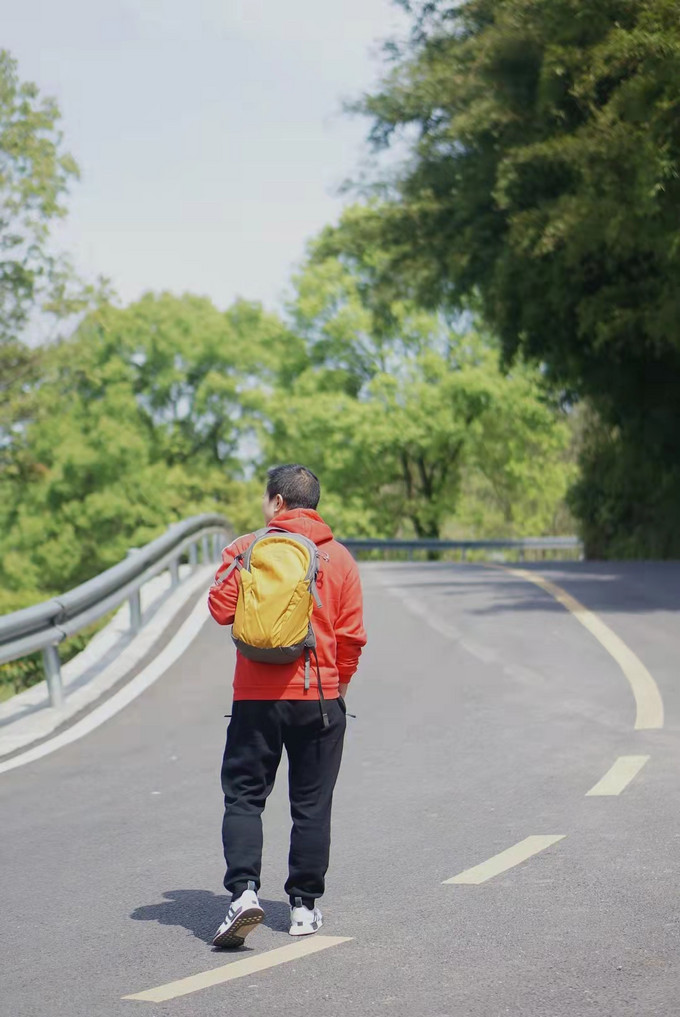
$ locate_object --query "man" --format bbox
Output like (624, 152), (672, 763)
(208, 464), (367, 947)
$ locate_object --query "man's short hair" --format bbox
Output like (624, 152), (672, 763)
(266, 464), (320, 510)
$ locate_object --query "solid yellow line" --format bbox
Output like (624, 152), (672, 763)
(443, 835), (565, 885)
(495, 566), (664, 731)
(122, 936), (352, 1003)
(585, 755), (650, 796)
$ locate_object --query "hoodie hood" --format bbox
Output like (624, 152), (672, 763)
(269, 508), (334, 546)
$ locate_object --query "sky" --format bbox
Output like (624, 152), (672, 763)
(3, 0), (408, 313)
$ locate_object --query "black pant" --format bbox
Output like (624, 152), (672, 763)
(220, 698), (346, 903)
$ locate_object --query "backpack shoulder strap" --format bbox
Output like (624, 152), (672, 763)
(216, 529), (267, 581)
(241, 527), (278, 569)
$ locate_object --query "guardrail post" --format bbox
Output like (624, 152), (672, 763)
(126, 548), (143, 634)
(212, 533), (221, 561)
(129, 589), (142, 634)
(42, 644), (64, 709)
(201, 535), (210, 562)
(169, 556), (180, 588)
(189, 541), (198, 567)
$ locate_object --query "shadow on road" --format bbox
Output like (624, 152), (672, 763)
(130, 890), (290, 943)
(388, 561), (680, 616)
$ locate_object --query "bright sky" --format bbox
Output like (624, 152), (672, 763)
(4, 0), (407, 312)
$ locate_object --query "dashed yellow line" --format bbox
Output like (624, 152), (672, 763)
(122, 936), (352, 1003)
(494, 566), (664, 731)
(585, 755), (650, 796)
(443, 835), (565, 885)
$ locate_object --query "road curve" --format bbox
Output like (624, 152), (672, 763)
(1, 561), (679, 1017)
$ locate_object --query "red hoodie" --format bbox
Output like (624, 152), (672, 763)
(207, 509), (367, 701)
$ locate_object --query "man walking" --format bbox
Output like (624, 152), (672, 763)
(208, 464), (367, 947)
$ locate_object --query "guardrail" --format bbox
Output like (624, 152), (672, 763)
(0, 514), (231, 709)
(338, 536), (583, 560)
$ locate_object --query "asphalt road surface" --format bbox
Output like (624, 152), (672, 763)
(2, 561), (679, 1017)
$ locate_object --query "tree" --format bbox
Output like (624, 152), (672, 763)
(0, 49), (78, 343)
(0, 293), (300, 595)
(69, 293), (300, 474)
(289, 241), (440, 395)
(267, 344), (572, 541)
(267, 254), (573, 540)
(0, 46), (88, 491)
(328, 0), (680, 556)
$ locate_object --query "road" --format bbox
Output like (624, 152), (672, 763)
(1, 561), (679, 1016)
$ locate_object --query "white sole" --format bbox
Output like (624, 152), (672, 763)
(289, 921), (323, 937)
(213, 907), (265, 948)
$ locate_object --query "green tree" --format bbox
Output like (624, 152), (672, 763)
(268, 255), (573, 540)
(290, 242), (440, 395)
(0, 45), (88, 503)
(0, 293), (299, 595)
(0, 49), (79, 378)
(328, 0), (680, 556)
(267, 346), (572, 540)
(71, 293), (299, 473)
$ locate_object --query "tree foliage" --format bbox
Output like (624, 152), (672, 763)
(0, 49), (79, 343)
(268, 254), (573, 540)
(1, 274), (574, 607)
(327, 0), (680, 556)
(0, 293), (297, 595)
(0, 48), (96, 475)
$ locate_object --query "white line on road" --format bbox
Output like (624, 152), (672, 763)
(122, 936), (352, 1003)
(443, 835), (566, 885)
(0, 596), (211, 776)
(585, 755), (650, 796)
(494, 567), (664, 731)
(376, 574), (498, 664)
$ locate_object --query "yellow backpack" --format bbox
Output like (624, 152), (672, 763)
(216, 527), (328, 725)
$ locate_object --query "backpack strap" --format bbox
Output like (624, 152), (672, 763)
(214, 527), (269, 583)
(304, 650), (311, 691)
(313, 648), (329, 728)
(215, 553), (244, 584)
(305, 647), (329, 728)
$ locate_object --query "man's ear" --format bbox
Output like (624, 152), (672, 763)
(273, 494), (285, 515)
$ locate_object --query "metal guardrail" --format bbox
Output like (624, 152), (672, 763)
(0, 514), (231, 709)
(339, 536), (583, 559)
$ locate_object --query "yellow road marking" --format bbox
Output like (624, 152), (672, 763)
(122, 936), (352, 1003)
(443, 835), (565, 885)
(585, 755), (650, 796)
(494, 566), (664, 731)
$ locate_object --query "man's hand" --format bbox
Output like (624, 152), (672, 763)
(338, 682), (349, 698)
